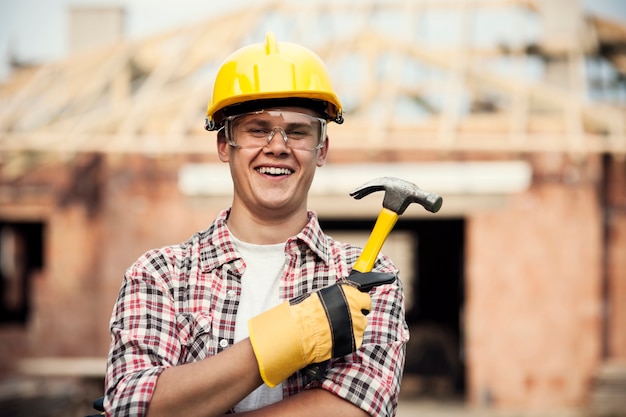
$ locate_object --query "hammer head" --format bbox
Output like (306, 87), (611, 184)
(350, 177), (443, 214)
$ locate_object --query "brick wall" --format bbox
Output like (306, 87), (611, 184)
(466, 156), (604, 408)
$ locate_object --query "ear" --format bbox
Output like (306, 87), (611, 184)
(316, 136), (329, 167)
(217, 130), (230, 162)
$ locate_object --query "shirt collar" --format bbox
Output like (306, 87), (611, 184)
(200, 209), (330, 272)
(289, 211), (330, 264)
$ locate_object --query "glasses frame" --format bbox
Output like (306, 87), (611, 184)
(223, 110), (328, 151)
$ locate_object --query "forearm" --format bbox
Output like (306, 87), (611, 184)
(146, 339), (262, 417)
(234, 388), (369, 417)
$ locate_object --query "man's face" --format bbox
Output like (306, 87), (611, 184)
(217, 106), (329, 219)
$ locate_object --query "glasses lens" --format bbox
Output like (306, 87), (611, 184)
(226, 110), (326, 150)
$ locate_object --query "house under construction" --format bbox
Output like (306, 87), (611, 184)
(0, 0), (625, 415)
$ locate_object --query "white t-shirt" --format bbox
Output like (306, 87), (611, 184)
(231, 234), (286, 412)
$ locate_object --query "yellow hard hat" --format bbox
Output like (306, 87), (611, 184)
(205, 32), (343, 131)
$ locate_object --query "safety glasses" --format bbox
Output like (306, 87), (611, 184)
(223, 110), (327, 151)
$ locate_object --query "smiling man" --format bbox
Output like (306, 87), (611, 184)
(104, 32), (409, 417)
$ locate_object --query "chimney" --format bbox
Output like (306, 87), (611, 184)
(539, 0), (584, 55)
(538, 0), (587, 92)
(68, 6), (125, 53)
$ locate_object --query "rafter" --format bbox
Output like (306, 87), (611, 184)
(0, 0), (624, 156)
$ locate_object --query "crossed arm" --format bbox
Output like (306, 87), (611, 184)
(144, 339), (367, 417)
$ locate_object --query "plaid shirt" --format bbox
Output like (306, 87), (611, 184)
(105, 209), (409, 416)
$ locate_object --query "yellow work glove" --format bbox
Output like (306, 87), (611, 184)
(248, 271), (396, 387)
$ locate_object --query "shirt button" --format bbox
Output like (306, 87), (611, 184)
(227, 290), (236, 298)
(219, 339), (229, 348)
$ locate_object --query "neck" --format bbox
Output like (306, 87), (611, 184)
(226, 206), (309, 244)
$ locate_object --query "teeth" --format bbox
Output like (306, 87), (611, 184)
(257, 167), (292, 175)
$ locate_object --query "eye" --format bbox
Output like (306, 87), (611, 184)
(241, 123), (272, 137)
(286, 130), (308, 138)
(286, 125), (314, 138)
(247, 128), (270, 136)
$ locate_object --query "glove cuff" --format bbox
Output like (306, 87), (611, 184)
(248, 301), (305, 387)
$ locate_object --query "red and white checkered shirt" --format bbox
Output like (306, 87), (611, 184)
(105, 209), (409, 416)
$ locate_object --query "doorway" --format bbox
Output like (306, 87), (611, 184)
(320, 217), (466, 398)
(0, 221), (45, 324)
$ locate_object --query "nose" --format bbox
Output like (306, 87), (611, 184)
(265, 127), (290, 152)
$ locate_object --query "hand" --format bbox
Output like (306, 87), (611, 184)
(248, 271), (396, 387)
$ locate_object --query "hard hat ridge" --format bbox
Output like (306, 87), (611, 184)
(264, 31), (279, 55)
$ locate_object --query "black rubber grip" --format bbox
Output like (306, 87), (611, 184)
(347, 271), (396, 292)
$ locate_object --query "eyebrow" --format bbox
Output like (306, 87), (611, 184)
(241, 118), (314, 129)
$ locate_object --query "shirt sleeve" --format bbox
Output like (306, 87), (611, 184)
(319, 261), (409, 417)
(104, 251), (180, 417)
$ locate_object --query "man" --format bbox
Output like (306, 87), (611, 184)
(104, 32), (409, 417)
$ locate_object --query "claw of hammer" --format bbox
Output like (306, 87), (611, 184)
(350, 176), (443, 214)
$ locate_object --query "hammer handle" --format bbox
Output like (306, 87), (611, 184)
(352, 207), (399, 273)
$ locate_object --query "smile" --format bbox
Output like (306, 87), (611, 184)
(256, 167), (293, 176)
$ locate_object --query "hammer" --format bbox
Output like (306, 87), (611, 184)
(349, 176), (443, 283)
(305, 177), (442, 380)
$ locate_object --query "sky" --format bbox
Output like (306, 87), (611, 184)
(0, 0), (246, 80)
(0, 0), (625, 82)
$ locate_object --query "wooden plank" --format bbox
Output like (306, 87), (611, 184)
(17, 357), (106, 377)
